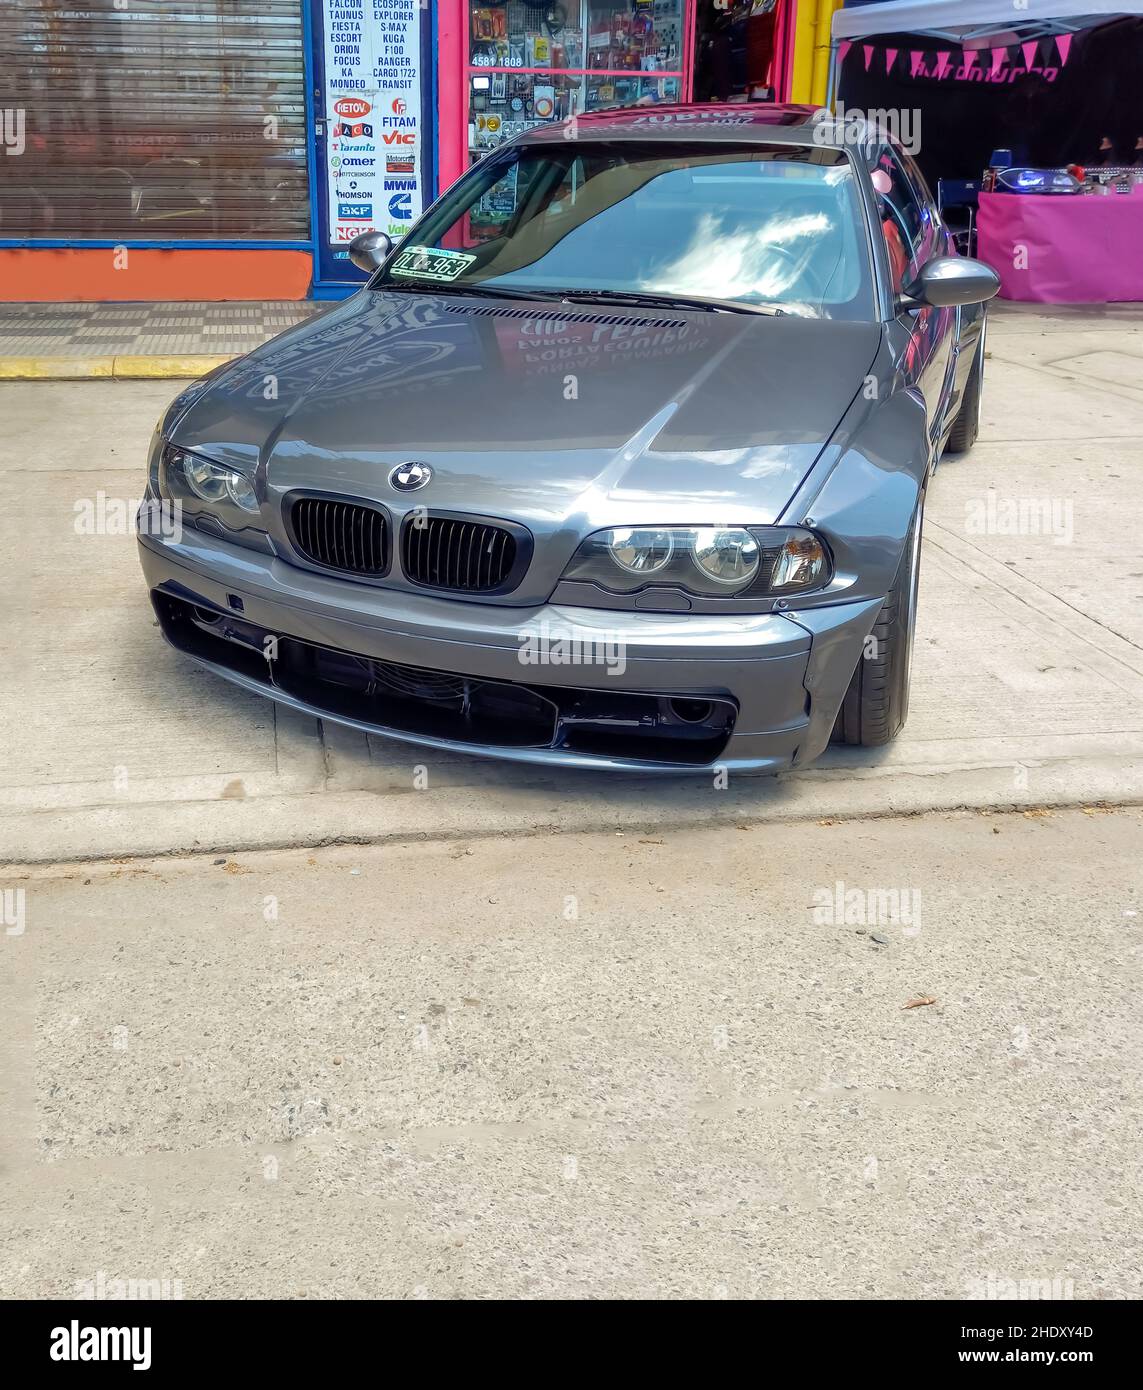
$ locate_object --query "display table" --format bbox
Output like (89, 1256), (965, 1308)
(977, 189), (1143, 303)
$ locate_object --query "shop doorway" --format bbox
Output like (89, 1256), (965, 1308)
(692, 0), (794, 105)
(308, 0), (436, 295)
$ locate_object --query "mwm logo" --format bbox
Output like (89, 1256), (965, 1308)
(338, 201), (372, 220)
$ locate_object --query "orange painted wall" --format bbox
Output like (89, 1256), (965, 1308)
(0, 248), (313, 302)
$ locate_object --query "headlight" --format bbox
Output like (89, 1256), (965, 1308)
(607, 528), (675, 576)
(691, 528), (760, 587)
(561, 526), (831, 599)
(161, 445), (260, 515)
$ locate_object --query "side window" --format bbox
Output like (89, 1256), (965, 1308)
(443, 158), (541, 251)
(872, 148), (928, 295)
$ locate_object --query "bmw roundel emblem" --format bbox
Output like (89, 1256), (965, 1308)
(389, 461), (432, 491)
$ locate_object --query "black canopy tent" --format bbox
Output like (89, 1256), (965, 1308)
(827, 0), (1143, 184)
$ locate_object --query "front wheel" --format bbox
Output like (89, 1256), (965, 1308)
(831, 499), (923, 747)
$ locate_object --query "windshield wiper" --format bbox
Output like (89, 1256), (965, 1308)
(380, 279), (563, 302)
(554, 288), (786, 317)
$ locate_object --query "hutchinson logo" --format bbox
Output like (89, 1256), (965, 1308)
(334, 97), (371, 118)
(391, 98), (407, 116)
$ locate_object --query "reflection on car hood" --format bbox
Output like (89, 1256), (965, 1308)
(172, 288), (882, 528)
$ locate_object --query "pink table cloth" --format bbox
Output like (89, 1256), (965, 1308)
(976, 189), (1143, 303)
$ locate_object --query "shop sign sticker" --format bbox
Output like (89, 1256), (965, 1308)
(390, 247), (477, 281)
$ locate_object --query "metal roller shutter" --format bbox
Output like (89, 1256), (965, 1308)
(0, 0), (309, 241)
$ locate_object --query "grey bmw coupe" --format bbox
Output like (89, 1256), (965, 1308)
(138, 104), (999, 773)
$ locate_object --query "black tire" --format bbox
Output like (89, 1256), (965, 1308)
(945, 320), (986, 455)
(831, 500), (923, 747)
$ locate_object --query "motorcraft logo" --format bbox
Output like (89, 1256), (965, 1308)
(333, 121), (373, 139)
(386, 154), (415, 173)
(334, 97), (371, 118)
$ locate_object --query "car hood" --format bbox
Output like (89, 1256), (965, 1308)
(175, 289), (880, 525)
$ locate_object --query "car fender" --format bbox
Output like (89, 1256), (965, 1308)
(773, 333), (931, 762)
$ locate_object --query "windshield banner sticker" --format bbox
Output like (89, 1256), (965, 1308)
(390, 247), (478, 281)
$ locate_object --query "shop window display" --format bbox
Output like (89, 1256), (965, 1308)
(467, 1), (687, 160)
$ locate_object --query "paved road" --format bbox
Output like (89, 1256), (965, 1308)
(3, 305), (1143, 864)
(1, 807), (1139, 1299)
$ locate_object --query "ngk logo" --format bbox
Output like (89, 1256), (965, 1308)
(334, 97), (371, 118)
(391, 98), (407, 115)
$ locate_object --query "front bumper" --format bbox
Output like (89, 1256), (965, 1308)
(137, 527), (882, 773)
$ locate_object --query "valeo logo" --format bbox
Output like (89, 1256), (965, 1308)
(334, 97), (371, 118)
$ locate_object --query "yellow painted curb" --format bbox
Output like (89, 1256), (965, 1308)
(0, 356), (115, 380)
(111, 354), (236, 379)
(0, 353), (235, 381)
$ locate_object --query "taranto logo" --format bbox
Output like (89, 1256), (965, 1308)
(333, 121), (373, 139)
(391, 98), (407, 115)
(334, 97), (371, 118)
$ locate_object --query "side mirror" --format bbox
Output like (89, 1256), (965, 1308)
(347, 230), (393, 275)
(903, 256), (1000, 309)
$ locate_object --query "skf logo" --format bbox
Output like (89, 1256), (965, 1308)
(391, 98), (407, 115)
(388, 192), (413, 220)
(334, 97), (371, 118)
(338, 201), (372, 220)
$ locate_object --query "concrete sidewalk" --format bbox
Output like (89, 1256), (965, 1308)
(2, 305), (1143, 864)
(2, 807), (1140, 1299)
(0, 301), (325, 379)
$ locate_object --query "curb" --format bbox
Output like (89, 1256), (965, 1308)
(0, 353), (235, 381)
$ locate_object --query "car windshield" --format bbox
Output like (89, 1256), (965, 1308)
(373, 140), (876, 321)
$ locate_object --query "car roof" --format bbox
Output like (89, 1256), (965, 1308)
(516, 103), (883, 151)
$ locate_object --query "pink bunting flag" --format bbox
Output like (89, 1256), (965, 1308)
(885, 47), (898, 74)
(910, 50), (926, 78)
(935, 51), (952, 79)
(1056, 33), (1072, 66)
(962, 48), (978, 73)
(1021, 40), (1039, 70)
(990, 47), (1008, 76)
(863, 44), (874, 71)
(838, 40), (852, 67)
